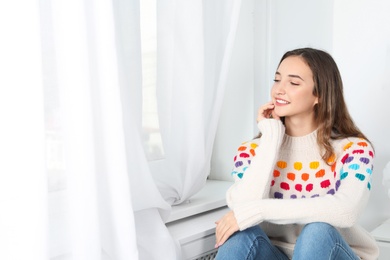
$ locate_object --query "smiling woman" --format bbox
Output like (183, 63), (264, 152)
(215, 48), (379, 260)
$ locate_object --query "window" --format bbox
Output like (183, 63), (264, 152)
(140, 0), (164, 161)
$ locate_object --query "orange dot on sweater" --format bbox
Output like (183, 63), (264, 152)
(287, 172), (296, 181)
(301, 173), (309, 181)
(250, 149), (256, 156)
(294, 162), (303, 171)
(327, 153), (336, 164)
(273, 170), (280, 177)
(238, 146), (247, 151)
(310, 161), (320, 169)
(277, 161), (287, 169)
(357, 141), (368, 147)
(315, 169), (325, 178)
(331, 162), (336, 172)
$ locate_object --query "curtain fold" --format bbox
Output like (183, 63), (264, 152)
(152, 0), (242, 205)
(44, 0), (140, 259)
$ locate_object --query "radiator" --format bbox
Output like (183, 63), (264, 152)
(193, 249), (218, 260)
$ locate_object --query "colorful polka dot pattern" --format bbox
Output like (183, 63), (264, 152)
(231, 141), (258, 180)
(231, 139), (374, 199)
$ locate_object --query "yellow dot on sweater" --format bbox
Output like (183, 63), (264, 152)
(294, 162), (302, 171)
(250, 143), (258, 149)
(277, 161), (287, 169)
(343, 142), (353, 151)
(309, 161), (320, 169)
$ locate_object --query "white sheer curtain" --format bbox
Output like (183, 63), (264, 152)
(0, 2), (48, 259)
(1, 0), (242, 259)
(152, 0), (243, 205)
(1, 0), (144, 259)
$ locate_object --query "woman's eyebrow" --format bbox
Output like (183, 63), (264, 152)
(288, 74), (304, 81)
(275, 71), (304, 81)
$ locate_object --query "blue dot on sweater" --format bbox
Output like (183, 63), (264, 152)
(340, 171), (349, 180)
(355, 173), (365, 181)
(349, 164), (360, 170)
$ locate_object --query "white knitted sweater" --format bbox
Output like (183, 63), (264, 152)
(226, 119), (379, 259)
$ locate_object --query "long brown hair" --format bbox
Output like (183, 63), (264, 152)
(263, 48), (371, 163)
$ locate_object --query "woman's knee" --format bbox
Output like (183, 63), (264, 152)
(294, 222), (358, 260)
(301, 222), (335, 235)
(296, 222), (338, 248)
(225, 225), (266, 245)
(215, 225), (266, 259)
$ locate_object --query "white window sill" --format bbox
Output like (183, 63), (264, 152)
(166, 180), (232, 259)
(165, 179), (232, 223)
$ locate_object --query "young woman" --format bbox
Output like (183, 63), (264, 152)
(214, 48), (379, 260)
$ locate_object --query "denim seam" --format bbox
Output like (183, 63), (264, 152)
(329, 242), (358, 260)
(247, 236), (286, 260)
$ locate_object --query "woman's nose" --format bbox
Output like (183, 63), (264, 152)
(273, 81), (286, 95)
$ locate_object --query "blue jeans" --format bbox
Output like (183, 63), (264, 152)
(215, 222), (360, 260)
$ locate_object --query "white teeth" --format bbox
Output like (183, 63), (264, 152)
(276, 99), (289, 104)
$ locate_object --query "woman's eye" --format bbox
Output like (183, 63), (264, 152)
(290, 82), (299, 86)
(273, 79), (280, 83)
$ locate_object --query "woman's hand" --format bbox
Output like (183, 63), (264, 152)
(215, 210), (239, 248)
(257, 101), (280, 123)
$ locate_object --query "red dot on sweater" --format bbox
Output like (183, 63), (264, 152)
(280, 182), (290, 190)
(306, 183), (313, 192)
(321, 179), (331, 188)
(341, 153), (349, 164)
(239, 152), (250, 158)
(352, 149), (364, 154)
(295, 184), (302, 192)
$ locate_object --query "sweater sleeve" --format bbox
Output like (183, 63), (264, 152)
(226, 119), (285, 208)
(232, 139), (374, 231)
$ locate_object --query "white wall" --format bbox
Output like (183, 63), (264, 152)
(210, 0), (255, 181)
(332, 0), (390, 230)
(211, 0), (390, 230)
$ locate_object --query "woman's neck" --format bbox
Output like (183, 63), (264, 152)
(284, 116), (317, 137)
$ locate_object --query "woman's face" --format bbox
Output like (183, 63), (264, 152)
(271, 55), (318, 120)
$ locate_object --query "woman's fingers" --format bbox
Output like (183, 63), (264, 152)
(215, 211), (239, 248)
(257, 101), (275, 122)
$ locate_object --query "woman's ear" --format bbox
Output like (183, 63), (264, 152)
(314, 96), (319, 105)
